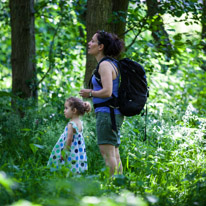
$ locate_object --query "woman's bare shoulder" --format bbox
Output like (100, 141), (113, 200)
(99, 60), (113, 71)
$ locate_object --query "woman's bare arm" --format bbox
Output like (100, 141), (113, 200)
(80, 61), (116, 98)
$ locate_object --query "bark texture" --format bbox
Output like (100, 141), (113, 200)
(201, 0), (206, 71)
(84, 0), (129, 87)
(10, 0), (37, 105)
(111, 0), (129, 38)
(202, 0), (206, 41)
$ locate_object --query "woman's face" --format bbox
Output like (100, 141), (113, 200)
(88, 33), (101, 55)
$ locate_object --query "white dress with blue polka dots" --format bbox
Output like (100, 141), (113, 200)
(47, 121), (88, 173)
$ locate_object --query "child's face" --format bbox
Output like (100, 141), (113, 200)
(64, 102), (73, 119)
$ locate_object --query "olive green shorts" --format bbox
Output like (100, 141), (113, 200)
(96, 112), (124, 147)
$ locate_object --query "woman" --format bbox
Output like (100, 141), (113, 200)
(79, 31), (124, 175)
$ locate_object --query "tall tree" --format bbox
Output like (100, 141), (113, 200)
(146, 0), (172, 61)
(84, 0), (129, 87)
(201, 0), (206, 41)
(111, 0), (129, 38)
(9, 0), (37, 112)
(201, 0), (206, 71)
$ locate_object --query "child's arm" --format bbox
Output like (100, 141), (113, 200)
(65, 123), (74, 150)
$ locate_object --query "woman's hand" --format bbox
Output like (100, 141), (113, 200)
(79, 89), (92, 98)
(80, 61), (115, 99)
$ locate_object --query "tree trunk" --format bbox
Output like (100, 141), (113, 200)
(201, 0), (206, 71)
(202, 0), (206, 41)
(84, 0), (129, 87)
(146, 0), (172, 61)
(10, 0), (37, 112)
(111, 0), (129, 39)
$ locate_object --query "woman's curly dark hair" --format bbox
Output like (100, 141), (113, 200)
(96, 30), (124, 57)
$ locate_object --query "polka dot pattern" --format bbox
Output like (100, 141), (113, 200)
(47, 121), (88, 173)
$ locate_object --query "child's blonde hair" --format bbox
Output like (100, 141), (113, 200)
(66, 97), (91, 115)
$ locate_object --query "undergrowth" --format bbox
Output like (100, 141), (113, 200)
(0, 72), (206, 206)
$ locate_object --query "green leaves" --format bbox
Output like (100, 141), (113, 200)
(0, 171), (15, 195)
(0, 0), (206, 205)
(29, 144), (44, 154)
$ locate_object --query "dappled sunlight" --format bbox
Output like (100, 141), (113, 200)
(0, 0), (206, 205)
(163, 13), (201, 34)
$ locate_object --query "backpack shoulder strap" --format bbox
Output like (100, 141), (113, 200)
(95, 56), (115, 73)
(108, 60), (119, 76)
(92, 57), (120, 132)
(94, 56), (119, 86)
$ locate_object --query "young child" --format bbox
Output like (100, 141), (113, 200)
(47, 97), (91, 173)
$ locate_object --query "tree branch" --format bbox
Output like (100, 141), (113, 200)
(36, 20), (62, 87)
(125, 17), (147, 50)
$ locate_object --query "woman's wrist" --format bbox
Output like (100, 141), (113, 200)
(89, 89), (93, 98)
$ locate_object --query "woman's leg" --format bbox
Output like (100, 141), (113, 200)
(115, 147), (123, 174)
(99, 144), (117, 175)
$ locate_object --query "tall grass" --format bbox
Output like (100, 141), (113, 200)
(1, 70), (206, 206)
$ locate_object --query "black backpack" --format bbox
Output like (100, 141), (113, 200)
(116, 57), (148, 116)
(90, 56), (149, 137)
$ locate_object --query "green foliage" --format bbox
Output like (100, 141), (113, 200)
(34, 0), (86, 103)
(1, 66), (206, 205)
(0, 0), (11, 90)
(1, 0), (206, 205)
